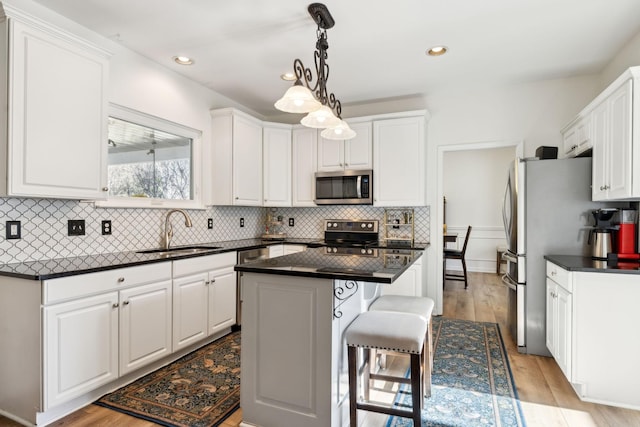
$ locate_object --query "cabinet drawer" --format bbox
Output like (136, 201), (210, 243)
(546, 261), (571, 292)
(43, 262), (172, 304)
(173, 251), (237, 277)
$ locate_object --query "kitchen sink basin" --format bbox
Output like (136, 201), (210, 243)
(136, 245), (221, 258)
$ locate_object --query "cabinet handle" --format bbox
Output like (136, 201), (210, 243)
(339, 163), (343, 167)
(112, 303), (119, 308)
(551, 271), (556, 276)
(235, 196), (239, 200)
(205, 280), (210, 285)
(211, 278), (216, 284)
(345, 163), (349, 166)
(102, 187), (109, 192)
(117, 277), (125, 283)
(123, 300), (130, 306)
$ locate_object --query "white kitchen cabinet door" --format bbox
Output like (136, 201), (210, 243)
(263, 124), (292, 207)
(545, 279), (556, 356)
(606, 81), (633, 199)
(317, 122), (372, 172)
(43, 292), (118, 410)
(232, 114), (263, 205)
(317, 137), (344, 171)
(172, 272), (209, 351)
(373, 116), (426, 206)
(555, 284), (572, 379)
(381, 259), (422, 297)
(207, 266), (237, 336)
(5, 18), (109, 199)
(119, 280), (173, 376)
(344, 122), (372, 170)
(591, 79), (633, 201)
(292, 127), (318, 206)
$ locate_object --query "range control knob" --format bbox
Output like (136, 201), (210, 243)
(361, 249), (367, 254)
(367, 249), (374, 255)
(361, 223), (367, 228)
(367, 223), (373, 228)
(333, 222), (338, 228)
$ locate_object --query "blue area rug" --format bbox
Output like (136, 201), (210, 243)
(386, 318), (526, 427)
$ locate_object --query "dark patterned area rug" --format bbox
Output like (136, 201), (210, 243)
(387, 318), (526, 427)
(95, 331), (241, 427)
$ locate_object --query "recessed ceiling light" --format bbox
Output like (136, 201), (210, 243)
(173, 56), (194, 65)
(427, 46), (448, 56)
(281, 72), (297, 81)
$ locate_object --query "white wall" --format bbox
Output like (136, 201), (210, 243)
(443, 146), (514, 273)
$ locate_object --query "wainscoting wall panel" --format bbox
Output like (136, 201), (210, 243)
(444, 225), (507, 274)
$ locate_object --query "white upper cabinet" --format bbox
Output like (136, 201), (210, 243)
(263, 123), (292, 207)
(562, 115), (591, 158)
(317, 121), (372, 171)
(591, 78), (633, 200)
(292, 127), (318, 207)
(373, 114), (426, 206)
(0, 10), (110, 199)
(211, 108), (263, 206)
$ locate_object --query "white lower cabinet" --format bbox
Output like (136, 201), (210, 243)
(42, 263), (172, 410)
(381, 255), (423, 296)
(173, 252), (237, 351)
(546, 261), (640, 410)
(43, 292), (119, 410)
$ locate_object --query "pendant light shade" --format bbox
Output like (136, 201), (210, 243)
(321, 120), (356, 140)
(274, 81), (322, 113)
(301, 105), (342, 128)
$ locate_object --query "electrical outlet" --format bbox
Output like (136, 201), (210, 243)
(207, 218), (213, 229)
(68, 219), (85, 236)
(6, 221), (21, 239)
(289, 218), (295, 227)
(240, 218), (245, 228)
(101, 220), (112, 235)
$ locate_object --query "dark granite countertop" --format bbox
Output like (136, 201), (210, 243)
(545, 254), (640, 274)
(0, 237), (428, 281)
(235, 247), (423, 283)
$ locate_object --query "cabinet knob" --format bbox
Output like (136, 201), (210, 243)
(117, 277), (125, 283)
(211, 278), (216, 284)
(345, 163), (349, 166)
(235, 197), (239, 200)
(102, 187), (109, 192)
(339, 163), (343, 167)
(551, 271), (556, 276)
(205, 280), (210, 285)
(123, 300), (130, 306)
(112, 303), (119, 308)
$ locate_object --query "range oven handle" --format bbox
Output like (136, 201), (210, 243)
(501, 274), (518, 291)
(356, 175), (362, 198)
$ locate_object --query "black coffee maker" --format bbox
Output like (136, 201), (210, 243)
(588, 208), (618, 259)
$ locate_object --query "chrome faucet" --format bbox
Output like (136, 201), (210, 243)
(163, 209), (193, 250)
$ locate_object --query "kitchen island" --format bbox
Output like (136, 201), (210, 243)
(235, 247), (423, 427)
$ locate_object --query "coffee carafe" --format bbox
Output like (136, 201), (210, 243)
(588, 208), (618, 259)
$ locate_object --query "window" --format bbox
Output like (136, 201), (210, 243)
(96, 104), (203, 209)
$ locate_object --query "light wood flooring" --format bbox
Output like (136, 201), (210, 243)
(2, 272), (640, 426)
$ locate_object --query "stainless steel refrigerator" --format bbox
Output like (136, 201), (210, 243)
(502, 156), (601, 356)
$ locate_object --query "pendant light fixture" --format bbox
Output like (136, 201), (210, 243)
(274, 3), (356, 140)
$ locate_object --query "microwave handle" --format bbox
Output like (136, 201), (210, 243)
(357, 176), (362, 198)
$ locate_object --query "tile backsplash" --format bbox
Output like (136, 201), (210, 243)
(0, 197), (429, 264)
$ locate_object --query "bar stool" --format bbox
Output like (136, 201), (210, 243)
(345, 311), (427, 426)
(368, 295), (434, 397)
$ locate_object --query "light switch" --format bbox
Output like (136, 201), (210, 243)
(6, 221), (21, 239)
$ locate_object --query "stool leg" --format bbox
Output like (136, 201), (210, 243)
(410, 353), (423, 425)
(348, 346), (358, 427)
(363, 348), (371, 402)
(423, 336), (431, 398)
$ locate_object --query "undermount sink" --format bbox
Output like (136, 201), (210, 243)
(136, 245), (221, 258)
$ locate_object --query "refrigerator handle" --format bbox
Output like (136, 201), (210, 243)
(501, 274), (518, 291)
(502, 251), (518, 263)
(502, 176), (511, 244)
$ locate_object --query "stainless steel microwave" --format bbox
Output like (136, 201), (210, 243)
(314, 169), (373, 205)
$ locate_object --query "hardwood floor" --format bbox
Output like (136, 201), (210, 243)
(2, 272), (639, 426)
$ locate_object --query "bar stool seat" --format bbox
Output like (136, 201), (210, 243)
(369, 295), (434, 396)
(346, 311), (427, 426)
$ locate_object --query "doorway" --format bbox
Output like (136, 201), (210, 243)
(434, 140), (523, 314)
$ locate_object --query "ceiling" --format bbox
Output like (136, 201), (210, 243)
(31, 0), (640, 118)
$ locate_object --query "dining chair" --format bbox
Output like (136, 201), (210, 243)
(443, 225), (472, 289)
